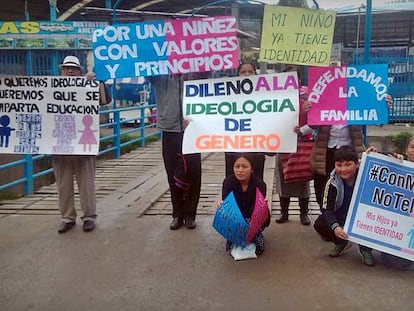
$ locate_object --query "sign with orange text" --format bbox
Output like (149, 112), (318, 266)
(344, 152), (414, 261)
(182, 72), (300, 154)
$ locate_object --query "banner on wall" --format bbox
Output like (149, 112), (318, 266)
(0, 76), (100, 155)
(182, 72), (300, 154)
(260, 5), (336, 66)
(307, 64), (389, 125)
(344, 152), (414, 261)
(92, 16), (239, 80)
(0, 21), (108, 49)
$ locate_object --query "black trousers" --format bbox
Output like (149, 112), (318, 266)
(314, 215), (347, 245)
(162, 131), (201, 219)
(314, 215), (372, 252)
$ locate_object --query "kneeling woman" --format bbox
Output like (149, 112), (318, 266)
(221, 153), (270, 255)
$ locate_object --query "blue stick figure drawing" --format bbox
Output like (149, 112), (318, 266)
(407, 224), (414, 249)
(0, 115), (15, 148)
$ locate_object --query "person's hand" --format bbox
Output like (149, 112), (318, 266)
(385, 94), (393, 110)
(86, 72), (96, 80)
(217, 200), (222, 208)
(365, 146), (378, 153)
(334, 226), (348, 240)
(303, 100), (311, 112)
(182, 118), (191, 130)
(293, 125), (301, 134)
(392, 153), (404, 161)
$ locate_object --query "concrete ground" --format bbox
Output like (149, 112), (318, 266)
(367, 123), (413, 135)
(1, 124), (413, 311)
(1, 213), (413, 311)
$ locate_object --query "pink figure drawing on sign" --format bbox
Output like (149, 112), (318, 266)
(78, 115), (97, 152)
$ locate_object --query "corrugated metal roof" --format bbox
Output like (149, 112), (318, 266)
(2, 1), (263, 22)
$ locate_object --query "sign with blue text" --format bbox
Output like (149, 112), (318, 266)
(344, 152), (414, 261)
(182, 72), (299, 154)
(213, 191), (249, 247)
(0, 76), (100, 155)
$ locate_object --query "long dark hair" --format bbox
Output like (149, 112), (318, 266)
(233, 153), (255, 170)
(237, 62), (257, 75)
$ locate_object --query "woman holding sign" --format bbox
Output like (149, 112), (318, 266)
(275, 68), (312, 225)
(220, 153), (270, 255)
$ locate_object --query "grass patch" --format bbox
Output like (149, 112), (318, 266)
(0, 191), (21, 201)
(387, 131), (413, 153)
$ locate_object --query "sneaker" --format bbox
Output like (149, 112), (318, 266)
(358, 248), (375, 266)
(329, 243), (351, 257)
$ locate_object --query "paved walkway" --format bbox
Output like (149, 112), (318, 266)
(1, 124), (413, 310)
(1, 124), (411, 218)
(0, 141), (320, 219)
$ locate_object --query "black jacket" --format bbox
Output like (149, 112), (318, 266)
(222, 174), (267, 220)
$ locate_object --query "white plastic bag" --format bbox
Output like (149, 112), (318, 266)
(230, 243), (257, 261)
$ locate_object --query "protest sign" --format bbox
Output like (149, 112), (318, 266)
(344, 152), (414, 261)
(246, 188), (269, 243)
(307, 64), (389, 125)
(0, 76), (100, 155)
(212, 191), (249, 247)
(182, 72), (299, 154)
(260, 5), (335, 66)
(92, 16), (238, 80)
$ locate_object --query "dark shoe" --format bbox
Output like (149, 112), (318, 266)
(83, 220), (96, 232)
(276, 213), (288, 223)
(58, 221), (75, 234)
(300, 213), (311, 225)
(358, 248), (375, 266)
(185, 217), (196, 229)
(170, 217), (183, 230)
(329, 242), (351, 257)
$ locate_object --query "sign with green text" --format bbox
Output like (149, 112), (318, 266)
(182, 72), (299, 154)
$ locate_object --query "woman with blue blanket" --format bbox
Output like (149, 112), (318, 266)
(220, 153), (270, 255)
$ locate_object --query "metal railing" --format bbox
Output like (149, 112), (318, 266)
(353, 55), (414, 123)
